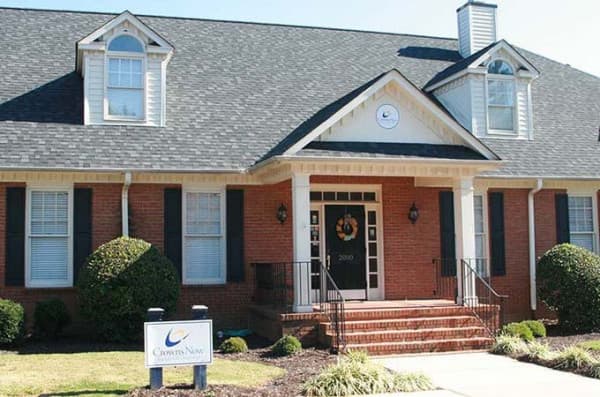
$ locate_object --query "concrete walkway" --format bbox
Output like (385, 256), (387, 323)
(376, 351), (600, 396)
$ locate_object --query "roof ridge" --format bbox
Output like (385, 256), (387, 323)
(0, 6), (459, 42)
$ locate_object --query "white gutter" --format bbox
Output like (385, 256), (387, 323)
(528, 178), (543, 311)
(121, 172), (132, 237)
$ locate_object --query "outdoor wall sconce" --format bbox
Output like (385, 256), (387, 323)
(277, 203), (288, 224)
(408, 202), (419, 224)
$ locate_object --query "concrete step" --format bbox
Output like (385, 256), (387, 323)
(345, 337), (494, 355)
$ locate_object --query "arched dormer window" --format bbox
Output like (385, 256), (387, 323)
(106, 34), (145, 120)
(487, 59), (515, 132)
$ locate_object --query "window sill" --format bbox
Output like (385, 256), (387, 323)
(24, 284), (75, 291)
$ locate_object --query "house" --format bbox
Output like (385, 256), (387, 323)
(0, 2), (598, 354)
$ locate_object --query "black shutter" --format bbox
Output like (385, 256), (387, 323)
(164, 188), (182, 279)
(555, 193), (570, 244)
(439, 191), (456, 276)
(489, 192), (506, 276)
(73, 188), (93, 283)
(226, 189), (245, 282)
(5, 187), (25, 286)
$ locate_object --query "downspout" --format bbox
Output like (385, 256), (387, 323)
(122, 172), (132, 237)
(528, 178), (543, 313)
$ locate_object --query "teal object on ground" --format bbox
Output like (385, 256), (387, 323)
(223, 329), (252, 337)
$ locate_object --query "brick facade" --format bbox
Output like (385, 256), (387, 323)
(0, 178), (576, 331)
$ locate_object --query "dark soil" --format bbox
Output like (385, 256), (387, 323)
(128, 335), (336, 397)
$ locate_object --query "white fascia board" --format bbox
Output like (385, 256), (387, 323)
(425, 67), (486, 92)
(283, 69), (499, 161)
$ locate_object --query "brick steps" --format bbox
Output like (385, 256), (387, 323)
(319, 304), (496, 355)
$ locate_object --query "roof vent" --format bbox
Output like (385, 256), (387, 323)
(457, 1), (498, 58)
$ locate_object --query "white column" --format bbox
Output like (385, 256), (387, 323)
(291, 173), (312, 313)
(453, 177), (477, 305)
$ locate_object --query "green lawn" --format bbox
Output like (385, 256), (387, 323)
(0, 350), (285, 396)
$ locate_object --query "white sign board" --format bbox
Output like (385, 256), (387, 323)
(144, 320), (213, 368)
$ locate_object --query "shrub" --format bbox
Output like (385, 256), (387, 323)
(78, 237), (180, 342)
(34, 299), (71, 339)
(525, 341), (555, 362)
(537, 243), (600, 332)
(345, 349), (369, 364)
(501, 322), (534, 342)
(0, 299), (25, 345)
(577, 340), (600, 351)
(491, 335), (528, 356)
(272, 335), (302, 356)
(521, 320), (546, 338)
(552, 346), (597, 370)
(220, 337), (248, 353)
(303, 354), (433, 396)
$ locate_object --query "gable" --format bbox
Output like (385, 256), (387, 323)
(284, 70), (498, 160)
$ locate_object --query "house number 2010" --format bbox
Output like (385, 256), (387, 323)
(338, 254), (354, 262)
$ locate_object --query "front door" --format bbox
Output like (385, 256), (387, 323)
(325, 205), (367, 299)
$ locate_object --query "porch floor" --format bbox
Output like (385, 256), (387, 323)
(318, 299), (456, 311)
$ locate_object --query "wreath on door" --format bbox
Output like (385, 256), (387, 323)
(336, 213), (359, 241)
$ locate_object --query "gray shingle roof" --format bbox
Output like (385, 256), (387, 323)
(0, 8), (599, 177)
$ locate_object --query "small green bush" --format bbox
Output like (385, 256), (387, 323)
(272, 335), (302, 356)
(521, 320), (546, 338)
(525, 341), (555, 361)
(220, 337), (248, 353)
(552, 346), (597, 370)
(345, 349), (369, 364)
(303, 354), (433, 396)
(501, 322), (534, 342)
(538, 244), (600, 332)
(78, 237), (180, 342)
(34, 299), (71, 339)
(0, 299), (25, 345)
(491, 335), (528, 355)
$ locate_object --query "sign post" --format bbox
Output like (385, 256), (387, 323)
(191, 305), (208, 390)
(146, 308), (164, 390)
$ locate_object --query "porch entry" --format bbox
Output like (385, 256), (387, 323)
(310, 186), (383, 301)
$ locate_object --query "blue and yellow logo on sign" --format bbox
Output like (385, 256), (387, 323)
(165, 328), (190, 347)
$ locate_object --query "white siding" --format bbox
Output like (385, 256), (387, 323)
(457, 4), (497, 57)
(516, 78), (531, 139)
(84, 54), (105, 125)
(146, 57), (163, 126)
(434, 77), (472, 132)
(470, 75), (487, 137)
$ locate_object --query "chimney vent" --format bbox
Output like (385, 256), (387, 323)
(457, 1), (498, 58)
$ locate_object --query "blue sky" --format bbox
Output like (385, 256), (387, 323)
(2, 0), (599, 76)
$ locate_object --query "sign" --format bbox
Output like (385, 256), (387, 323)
(144, 319), (213, 368)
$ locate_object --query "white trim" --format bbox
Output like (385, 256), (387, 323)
(282, 70), (499, 161)
(181, 185), (227, 285)
(485, 60), (518, 136)
(473, 190), (490, 277)
(25, 184), (74, 288)
(566, 189), (599, 253)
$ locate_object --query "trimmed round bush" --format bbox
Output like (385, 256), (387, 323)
(501, 322), (534, 342)
(34, 298), (71, 339)
(521, 320), (546, 338)
(0, 299), (25, 345)
(220, 337), (248, 353)
(272, 335), (302, 356)
(78, 237), (180, 342)
(537, 243), (600, 332)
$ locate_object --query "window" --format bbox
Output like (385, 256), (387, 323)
(487, 60), (515, 132)
(569, 196), (596, 252)
(106, 35), (144, 120)
(183, 190), (226, 284)
(474, 195), (488, 276)
(27, 189), (72, 287)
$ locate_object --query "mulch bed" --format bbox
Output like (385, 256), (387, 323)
(540, 328), (600, 358)
(128, 335), (336, 397)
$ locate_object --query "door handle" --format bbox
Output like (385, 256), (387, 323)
(326, 253), (331, 271)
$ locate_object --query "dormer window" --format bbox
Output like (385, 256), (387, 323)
(106, 34), (145, 120)
(487, 60), (516, 133)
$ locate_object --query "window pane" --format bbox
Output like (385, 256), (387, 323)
(108, 35), (144, 52)
(31, 191), (68, 235)
(186, 192), (221, 235)
(571, 234), (594, 252)
(107, 88), (143, 118)
(185, 237), (222, 280)
(488, 80), (514, 106)
(30, 237), (68, 281)
(473, 195), (484, 234)
(489, 106), (514, 130)
(488, 60), (513, 75)
(569, 197), (594, 232)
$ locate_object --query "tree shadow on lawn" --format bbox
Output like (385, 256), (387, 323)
(39, 390), (128, 396)
(11, 336), (142, 355)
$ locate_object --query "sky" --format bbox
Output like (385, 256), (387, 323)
(2, 0), (599, 76)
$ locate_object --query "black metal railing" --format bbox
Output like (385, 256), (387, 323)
(252, 262), (295, 308)
(432, 258), (508, 336)
(317, 259), (346, 354)
(461, 258), (508, 336)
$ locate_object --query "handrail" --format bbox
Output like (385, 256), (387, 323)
(319, 259), (346, 354)
(461, 259), (509, 300)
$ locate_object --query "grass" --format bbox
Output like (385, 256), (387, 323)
(577, 340), (600, 351)
(0, 350), (285, 397)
